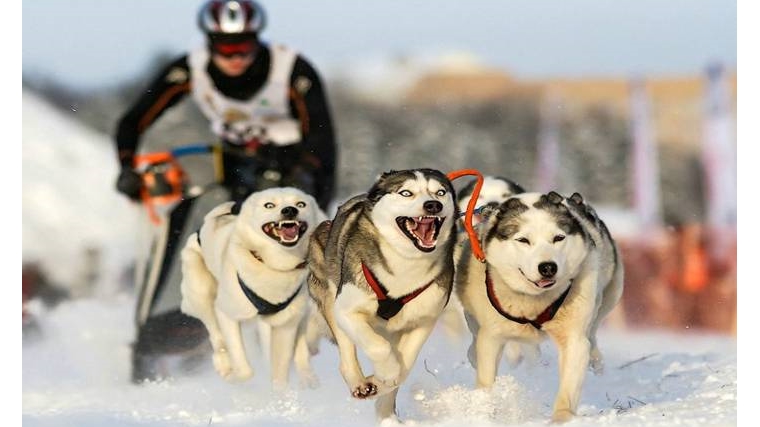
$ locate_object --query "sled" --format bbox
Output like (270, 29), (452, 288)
(130, 143), (230, 382)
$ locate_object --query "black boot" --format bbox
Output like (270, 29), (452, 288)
(130, 309), (209, 384)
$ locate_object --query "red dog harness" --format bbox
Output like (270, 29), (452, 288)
(485, 269), (571, 329)
(361, 263), (434, 320)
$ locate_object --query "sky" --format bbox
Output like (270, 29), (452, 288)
(21, 0), (737, 90)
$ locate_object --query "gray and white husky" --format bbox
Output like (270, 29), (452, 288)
(307, 169), (458, 422)
(456, 191), (624, 422)
(179, 187), (327, 389)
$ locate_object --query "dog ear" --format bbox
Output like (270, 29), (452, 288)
(230, 200), (243, 215)
(478, 202), (501, 220)
(366, 171), (397, 203)
(501, 197), (525, 214)
(494, 176), (526, 195)
(547, 191), (564, 205)
(570, 192), (584, 205)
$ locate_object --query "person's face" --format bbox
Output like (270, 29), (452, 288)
(210, 39), (257, 77)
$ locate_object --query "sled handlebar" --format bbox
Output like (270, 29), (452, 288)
(133, 143), (220, 225)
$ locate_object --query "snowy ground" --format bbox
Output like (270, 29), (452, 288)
(19, 89), (739, 426)
(22, 294), (736, 427)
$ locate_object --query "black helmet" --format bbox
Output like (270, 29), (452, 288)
(198, 0), (266, 38)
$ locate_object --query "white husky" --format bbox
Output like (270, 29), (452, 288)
(179, 187), (326, 389)
(456, 191), (624, 422)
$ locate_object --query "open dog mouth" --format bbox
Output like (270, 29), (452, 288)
(519, 268), (556, 289)
(395, 216), (445, 252)
(262, 220), (308, 247)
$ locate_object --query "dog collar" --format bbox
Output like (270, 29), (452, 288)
(250, 250), (307, 270)
(485, 268), (571, 329)
(361, 262), (434, 321)
(238, 274), (302, 316)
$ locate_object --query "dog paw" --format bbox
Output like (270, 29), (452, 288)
(467, 342), (478, 369)
(351, 381), (378, 399)
(272, 379), (288, 393)
(212, 349), (232, 378)
(298, 371), (320, 389)
(307, 342), (321, 356)
(233, 365), (254, 381)
(378, 414), (403, 427)
(551, 409), (575, 423)
(365, 375), (400, 397)
(589, 348), (604, 375)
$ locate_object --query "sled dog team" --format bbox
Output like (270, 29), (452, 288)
(179, 168), (624, 423)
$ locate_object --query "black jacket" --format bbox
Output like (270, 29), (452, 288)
(115, 43), (337, 209)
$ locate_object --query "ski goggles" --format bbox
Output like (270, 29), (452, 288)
(210, 40), (257, 58)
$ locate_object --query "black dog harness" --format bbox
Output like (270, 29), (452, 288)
(485, 269), (571, 329)
(361, 262), (434, 320)
(238, 274), (302, 316)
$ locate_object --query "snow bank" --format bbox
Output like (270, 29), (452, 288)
(22, 90), (140, 295)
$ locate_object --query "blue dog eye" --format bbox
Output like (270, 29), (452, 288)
(436, 189), (447, 197)
(264, 202), (275, 209)
(399, 190), (412, 197)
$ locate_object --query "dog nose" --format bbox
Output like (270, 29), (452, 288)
(538, 261), (558, 278)
(424, 200), (443, 214)
(281, 206), (299, 219)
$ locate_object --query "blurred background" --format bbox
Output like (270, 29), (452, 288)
(22, 1), (737, 335)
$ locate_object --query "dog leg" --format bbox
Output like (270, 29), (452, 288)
(395, 323), (436, 382)
(439, 295), (467, 341)
(321, 298), (372, 398)
(337, 310), (401, 392)
(269, 323), (299, 391)
(215, 308), (254, 381)
(256, 318), (272, 363)
(475, 328), (505, 389)
(503, 340), (523, 368)
(304, 306), (325, 356)
(179, 237), (229, 371)
(463, 313), (480, 369)
(589, 264), (625, 376)
(549, 331), (590, 423)
(293, 328), (319, 389)
(333, 328), (380, 399)
(375, 387), (400, 423)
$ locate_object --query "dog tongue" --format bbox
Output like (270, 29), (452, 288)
(536, 279), (556, 288)
(279, 224), (300, 241)
(412, 218), (436, 246)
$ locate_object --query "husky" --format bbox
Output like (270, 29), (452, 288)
(456, 191), (624, 422)
(308, 169), (458, 422)
(440, 176), (525, 340)
(179, 187), (327, 389)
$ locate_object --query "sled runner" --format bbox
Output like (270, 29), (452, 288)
(130, 141), (321, 382)
(130, 143), (229, 383)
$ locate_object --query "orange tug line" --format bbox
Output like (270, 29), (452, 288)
(446, 169), (485, 262)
